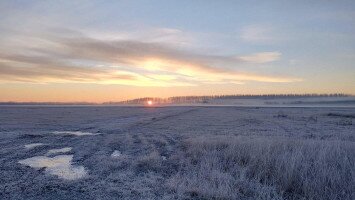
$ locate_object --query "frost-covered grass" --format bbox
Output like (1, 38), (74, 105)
(0, 106), (354, 199)
(167, 136), (355, 200)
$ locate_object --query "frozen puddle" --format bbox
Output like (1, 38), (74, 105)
(18, 155), (88, 180)
(46, 147), (72, 156)
(24, 143), (46, 149)
(111, 150), (121, 158)
(52, 131), (101, 136)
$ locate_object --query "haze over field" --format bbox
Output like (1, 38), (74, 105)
(0, 1), (354, 102)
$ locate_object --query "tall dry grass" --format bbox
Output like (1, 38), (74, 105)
(167, 136), (355, 199)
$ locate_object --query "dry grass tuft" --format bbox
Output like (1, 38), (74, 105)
(167, 136), (355, 199)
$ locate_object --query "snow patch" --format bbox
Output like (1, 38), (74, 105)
(52, 131), (100, 136)
(24, 143), (46, 149)
(18, 155), (87, 180)
(46, 147), (72, 156)
(111, 150), (122, 158)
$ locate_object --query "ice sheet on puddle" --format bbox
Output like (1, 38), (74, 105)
(52, 131), (100, 136)
(24, 143), (46, 149)
(46, 147), (72, 156)
(111, 150), (122, 158)
(18, 155), (88, 180)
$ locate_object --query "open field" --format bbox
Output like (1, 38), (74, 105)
(0, 106), (354, 199)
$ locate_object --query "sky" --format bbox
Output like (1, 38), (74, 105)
(0, 0), (354, 102)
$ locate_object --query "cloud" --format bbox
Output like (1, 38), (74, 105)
(240, 25), (274, 43)
(84, 27), (193, 48)
(0, 54), (136, 83)
(0, 29), (301, 86)
(239, 52), (281, 63)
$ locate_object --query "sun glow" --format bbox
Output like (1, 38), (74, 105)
(147, 100), (153, 106)
(143, 59), (165, 71)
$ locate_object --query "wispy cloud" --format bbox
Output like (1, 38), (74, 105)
(84, 27), (193, 48)
(240, 25), (274, 43)
(239, 52), (281, 63)
(0, 29), (301, 86)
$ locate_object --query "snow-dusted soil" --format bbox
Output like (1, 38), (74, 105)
(0, 106), (354, 199)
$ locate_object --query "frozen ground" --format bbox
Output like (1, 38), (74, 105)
(0, 106), (354, 199)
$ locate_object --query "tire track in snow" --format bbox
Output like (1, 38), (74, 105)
(122, 108), (200, 163)
(125, 107), (199, 131)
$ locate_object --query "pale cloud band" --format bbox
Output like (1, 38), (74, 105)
(0, 29), (301, 86)
(239, 52), (281, 64)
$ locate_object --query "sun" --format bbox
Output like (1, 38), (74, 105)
(147, 100), (153, 106)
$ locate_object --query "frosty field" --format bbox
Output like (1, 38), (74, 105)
(0, 106), (354, 199)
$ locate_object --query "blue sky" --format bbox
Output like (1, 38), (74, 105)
(0, 0), (354, 102)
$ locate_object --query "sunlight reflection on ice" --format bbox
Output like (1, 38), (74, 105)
(18, 155), (88, 180)
(24, 143), (46, 149)
(52, 131), (101, 136)
(46, 147), (72, 156)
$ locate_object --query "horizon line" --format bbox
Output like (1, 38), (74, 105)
(0, 93), (353, 104)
